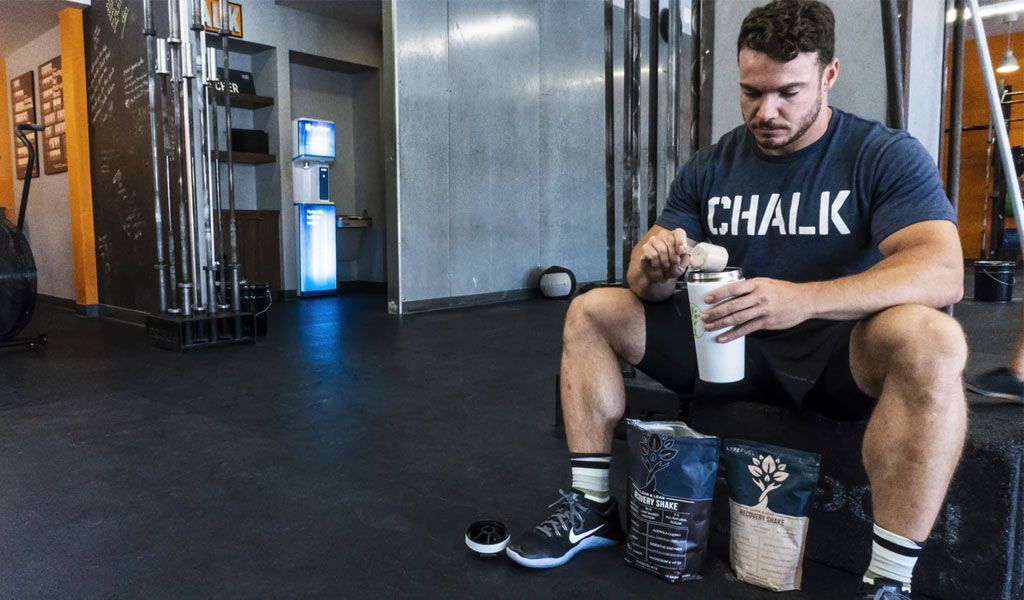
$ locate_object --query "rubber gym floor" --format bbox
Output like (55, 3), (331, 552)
(0, 273), (1019, 599)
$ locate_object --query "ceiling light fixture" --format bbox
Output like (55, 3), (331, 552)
(998, 13), (1020, 73)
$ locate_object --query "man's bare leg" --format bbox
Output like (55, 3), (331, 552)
(850, 304), (968, 590)
(560, 288), (647, 454)
(505, 288), (648, 568)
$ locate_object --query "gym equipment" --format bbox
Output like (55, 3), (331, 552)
(968, 0), (1024, 265)
(142, 0), (258, 351)
(464, 520), (510, 557)
(539, 266), (576, 299)
(0, 123), (48, 350)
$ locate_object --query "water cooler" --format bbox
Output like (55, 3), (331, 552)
(292, 118), (337, 297)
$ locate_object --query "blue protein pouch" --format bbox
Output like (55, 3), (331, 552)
(624, 420), (719, 583)
(723, 439), (821, 591)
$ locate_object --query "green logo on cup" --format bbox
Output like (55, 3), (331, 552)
(690, 303), (705, 338)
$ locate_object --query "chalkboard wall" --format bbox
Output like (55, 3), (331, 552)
(84, 0), (168, 312)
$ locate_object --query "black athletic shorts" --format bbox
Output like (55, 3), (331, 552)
(634, 290), (877, 421)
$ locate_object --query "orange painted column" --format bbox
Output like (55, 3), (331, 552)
(59, 8), (99, 308)
(0, 56), (14, 219)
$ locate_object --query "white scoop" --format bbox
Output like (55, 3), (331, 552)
(690, 242), (729, 272)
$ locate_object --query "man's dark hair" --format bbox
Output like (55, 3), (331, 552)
(737, 0), (835, 66)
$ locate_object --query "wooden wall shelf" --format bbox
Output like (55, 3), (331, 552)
(219, 151), (276, 164)
(214, 91), (275, 109)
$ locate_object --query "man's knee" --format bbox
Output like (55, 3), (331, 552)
(564, 288), (645, 363)
(851, 305), (968, 400)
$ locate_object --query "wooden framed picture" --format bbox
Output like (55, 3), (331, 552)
(39, 56), (67, 174)
(10, 71), (39, 180)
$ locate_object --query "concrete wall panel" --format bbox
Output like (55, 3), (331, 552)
(447, 0), (542, 296)
(711, 0), (888, 140)
(538, 1), (607, 282)
(395, 0), (451, 302)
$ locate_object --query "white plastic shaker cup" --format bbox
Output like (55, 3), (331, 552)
(685, 267), (745, 383)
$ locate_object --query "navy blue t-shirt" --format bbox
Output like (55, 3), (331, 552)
(656, 108), (956, 283)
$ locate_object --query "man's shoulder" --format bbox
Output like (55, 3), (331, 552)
(689, 125), (748, 167)
(833, 108), (910, 152)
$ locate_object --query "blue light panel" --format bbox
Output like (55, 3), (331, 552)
(296, 119), (336, 160)
(298, 203), (337, 295)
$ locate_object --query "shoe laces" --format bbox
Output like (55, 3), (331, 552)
(872, 591), (910, 600)
(863, 581), (911, 600)
(535, 489), (588, 538)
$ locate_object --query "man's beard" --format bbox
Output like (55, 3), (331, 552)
(751, 91), (822, 151)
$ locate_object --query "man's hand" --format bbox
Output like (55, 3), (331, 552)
(700, 278), (812, 343)
(638, 228), (691, 283)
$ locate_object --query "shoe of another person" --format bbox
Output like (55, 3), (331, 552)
(505, 489), (623, 568)
(853, 577), (912, 600)
(966, 367), (1024, 401)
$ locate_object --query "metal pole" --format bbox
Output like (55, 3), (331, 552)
(199, 38), (219, 328)
(209, 48), (227, 309)
(157, 35), (179, 314)
(667, 0), (680, 177)
(168, 0), (193, 317)
(647, 0), (659, 232)
(881, 0), (906, 129)
(690, 0), (702, 154)
(630, 0), (641, 258)
(937, 0), (951, 166)
(967, 0), (1024, 248)
(179, 0), (203, 311)
(222, 0), (241, 314)
(623, 0), (640, 279)
(946, 0), (965, 213)
(605, 0), (616, 283)
(143, 0), (168, 314)
(164, 155), (178, 312)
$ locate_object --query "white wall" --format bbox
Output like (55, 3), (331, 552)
(228, 2), (382, 290)
(289, 63), (384, 283)
(290, 63), (356, 208)
(6, 25), (75, 300)
(711, 0), (889, 140)
(906, 0), (946, 163)
(350, 70), (383, 282)
(711, 1), (944, 161)
(392, 0), (609, 306)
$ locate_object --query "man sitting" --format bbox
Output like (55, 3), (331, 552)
(506, 2), (967, 598)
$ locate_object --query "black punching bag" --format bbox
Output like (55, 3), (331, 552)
(0, 212), (37, 339)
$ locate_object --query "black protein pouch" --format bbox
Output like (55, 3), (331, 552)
(723, 439), (821, 591)
(624, 420), (719, 583)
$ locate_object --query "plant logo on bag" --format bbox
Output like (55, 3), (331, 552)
(748, 454), (790, 504)
(639, 433), (678, 488)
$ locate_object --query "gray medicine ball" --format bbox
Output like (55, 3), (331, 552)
(539, 266), (576, 299)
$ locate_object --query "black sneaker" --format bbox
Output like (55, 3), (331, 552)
(966, 367), (1024, 401)
(505, 489), (623, 568)
(854, 577), (912, 599)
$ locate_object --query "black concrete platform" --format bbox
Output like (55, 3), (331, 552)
(0, 283), (1019, 599)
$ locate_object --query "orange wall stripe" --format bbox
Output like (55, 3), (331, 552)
(59, 8), (98, 306)
(0, 56), (14, 220)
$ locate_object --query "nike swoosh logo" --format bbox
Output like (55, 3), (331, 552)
(568, 524), (604, 544)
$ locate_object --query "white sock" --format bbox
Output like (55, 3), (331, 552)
(863, 523), (924, 592)
(570, 453), (611, 503)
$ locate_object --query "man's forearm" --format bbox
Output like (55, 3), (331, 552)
(804, 243), (963, 321)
